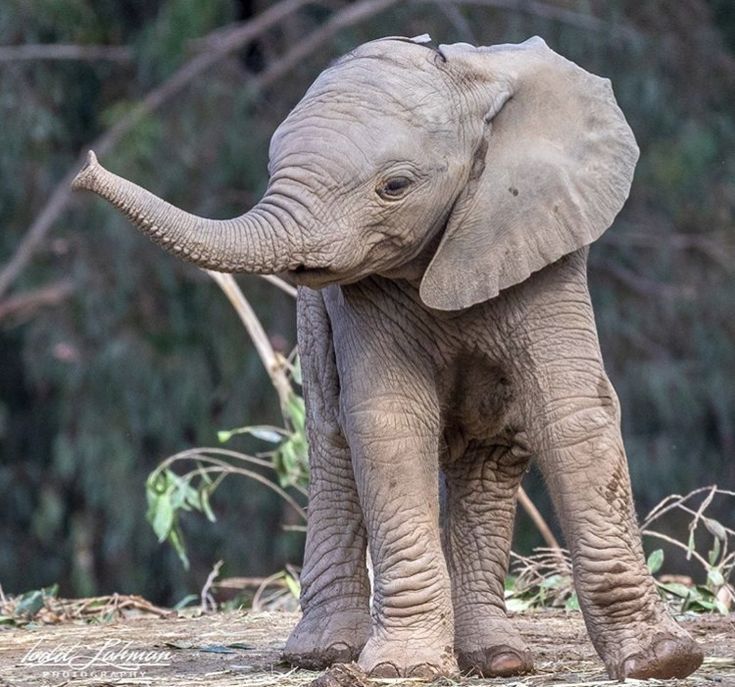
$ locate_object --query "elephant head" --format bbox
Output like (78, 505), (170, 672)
(72, 36), (638, 309)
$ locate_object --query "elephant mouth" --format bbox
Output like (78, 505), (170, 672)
(288, 264), (339, 287)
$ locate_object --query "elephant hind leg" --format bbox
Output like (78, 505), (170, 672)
(443, 440), (533, 677)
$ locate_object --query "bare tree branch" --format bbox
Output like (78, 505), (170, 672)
(435, 2), (478, 43)
(0, 280), (74, 323)
(248, 0), (402, 90)
(0, 44), (132, 63)
(593, 259), (687, 298)
(440, 0), (640, 39)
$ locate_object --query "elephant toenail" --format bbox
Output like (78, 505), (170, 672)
(489, 651), (525, 676)
(622, 654), (647, 678)
(369, 662), (401, 678)
(654, 638), (680, 657)
(408, 663), (439, 679)
(326, 642), (354, 662)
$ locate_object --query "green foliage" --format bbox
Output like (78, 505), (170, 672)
(642, 487), (734, 614)
(146, 355), (307, 568)
(648, 545), (731, 613)
(505, 570), (579, 613)
(146, 466), (217, 569)
(0, 584), (58, 627)
(647, 548), (664, 575)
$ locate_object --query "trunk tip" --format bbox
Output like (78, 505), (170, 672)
(71, 150), (101, 192)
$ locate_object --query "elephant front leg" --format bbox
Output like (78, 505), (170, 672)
(532, 372), (703, 680)
(283, 290), (371, 669)
(443, 441), (533, 677)
(344, 397), (458, 679)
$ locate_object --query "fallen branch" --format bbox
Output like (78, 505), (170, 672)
(0, 43), (132, 63)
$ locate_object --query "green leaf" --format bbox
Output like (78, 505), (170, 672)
(168, 524), (190, 570)
(284, 573), (301, 599)
(200, 484), (217, 523)
(218, 426), (285, 444)
(200, 644), (235, 654)
(564, 594), (580, 611)
(686, 529), (696, 557)
(707, 568), (725, 588)
(703, 517), (728, 542)
(42, 583), (59, 599)
(173, 594), (199, 610)
(15, 590), (44, 616)
(709, 537), (721, 566)
(244, 426), (286, 443)
(148, 491), (174, 543)
(658, 582), (692, 599)
(290, 357), (302, 386)
(687, 597), (716, 612)
(284, 393), (305, 434)
(647, 548), (664, 574)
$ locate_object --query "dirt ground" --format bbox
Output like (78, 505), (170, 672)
(0, 609), (732, 687)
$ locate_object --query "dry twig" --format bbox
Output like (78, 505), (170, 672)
(518, 486), (562, 552)
(201, 560), (224, 613)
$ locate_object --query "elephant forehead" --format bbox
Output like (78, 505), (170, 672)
(312, 50), (449, 121)
(269, 54), (455, 169)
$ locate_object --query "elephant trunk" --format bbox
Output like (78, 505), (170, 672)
(71, 151), (303, 274)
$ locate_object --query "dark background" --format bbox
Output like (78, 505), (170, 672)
(0, 0), (733, 605)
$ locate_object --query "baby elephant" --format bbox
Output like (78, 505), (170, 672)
(72, 36), (703, 680)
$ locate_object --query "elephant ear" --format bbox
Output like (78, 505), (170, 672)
(419, 37), (639, 311)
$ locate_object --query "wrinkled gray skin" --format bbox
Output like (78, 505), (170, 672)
(72, 37), (704, 680)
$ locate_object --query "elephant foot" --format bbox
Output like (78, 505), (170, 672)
(358, 634), (459, 679)
(454, 612), (533, 677)
(611, 633), (703, 680)
(283, 608), (371, 670)
(599, 614), (703, 681)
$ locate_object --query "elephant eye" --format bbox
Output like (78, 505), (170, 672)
(377, 176), (412, 200)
